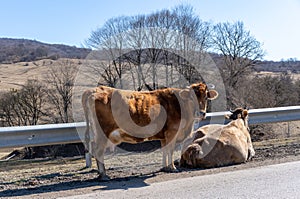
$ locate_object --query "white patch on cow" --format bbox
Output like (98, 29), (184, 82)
(109, 129), (122, 144)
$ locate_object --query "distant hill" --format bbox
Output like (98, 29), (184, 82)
(210, 53), (300, 73)
(254, 60), (300, 73)
(0, 38), (91, 63)
(1, 38), (299, 73)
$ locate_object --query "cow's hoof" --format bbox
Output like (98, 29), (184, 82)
(98, 174), (110, 181)
(174, 159), (180, 166)
(160, 166), (179, 173)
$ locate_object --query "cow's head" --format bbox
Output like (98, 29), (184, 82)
(226, 108), (248, 120)
(225, 108), (249, 129)
(180, 82), (218, 119)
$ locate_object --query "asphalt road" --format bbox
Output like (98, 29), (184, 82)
(60, 161), (300, 199)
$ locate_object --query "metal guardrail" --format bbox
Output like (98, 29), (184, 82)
(0, 122), (85, 149)
(198, 105), (300, 126)
(0, 106), (300, 149)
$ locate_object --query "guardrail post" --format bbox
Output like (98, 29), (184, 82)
(85, 152), (92, 168)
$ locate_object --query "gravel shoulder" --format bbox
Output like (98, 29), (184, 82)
(0, 140), (299, 199)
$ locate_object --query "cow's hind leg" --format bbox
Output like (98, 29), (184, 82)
(93, 136), (110, 181)
(88, 95), (110, 181)
(94, 145), (110, 181)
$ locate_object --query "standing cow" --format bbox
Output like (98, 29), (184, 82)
(180, 108), (255, 168)
(82, 82), (218, 180)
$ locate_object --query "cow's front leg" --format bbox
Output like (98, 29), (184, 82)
(247, 145), (255, 160)
(161, 139), (168, 169)
(160, 138), (178, 172)
(166, 141), (177, 171)
(96, 159), (110, 181)
(246, 135), (255, 160)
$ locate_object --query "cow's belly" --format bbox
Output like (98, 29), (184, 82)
(108, 129), (146, 145)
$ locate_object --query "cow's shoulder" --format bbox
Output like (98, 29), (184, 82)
(155, 88), (186, 107)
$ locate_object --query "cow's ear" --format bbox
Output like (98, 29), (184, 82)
(242, 110), (248, 118)
(207, 90), (218, 100)
(179, 90), (190, 100)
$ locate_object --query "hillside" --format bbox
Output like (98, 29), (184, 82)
(0, 58), (83, 92)
(0, 38), (91, 63)
(1, 38), (300, 73)
(255, 60), (300, 73)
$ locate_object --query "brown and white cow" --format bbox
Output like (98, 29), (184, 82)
(180, 108), (255, 168)
(82, 82), (218, 180)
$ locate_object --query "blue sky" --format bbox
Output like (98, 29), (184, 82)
(0, 0), (299, 61)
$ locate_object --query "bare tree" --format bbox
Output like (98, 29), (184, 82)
(0, 79), (46, 126)
(295, 79), (300, 104)
(0, 89), (20, 126)
(85, 4), (212, 90)
(211, 21), (265, 108)
(86, 16), (132, 88)
(45, 60), (78, 123)
(212, 21), (265, 89)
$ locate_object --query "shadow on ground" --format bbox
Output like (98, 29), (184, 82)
(0, 170), (159, 198)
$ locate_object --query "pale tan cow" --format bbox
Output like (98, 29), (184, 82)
(180, 108), (255, 168)
(82, 82), (218, 180)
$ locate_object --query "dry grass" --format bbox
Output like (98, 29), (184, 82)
(261, 121), (300, 140)
(0, 58), (82, 92)
(0, 153), (9, 159)
(0, 152), (11, 159)
(253, 71), (300, 80)
(0, 148), (24, 159)
(2, 58), (299, 93)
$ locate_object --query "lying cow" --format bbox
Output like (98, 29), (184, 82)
(180, 108), (255, 168)
(82, 82), (218, 180)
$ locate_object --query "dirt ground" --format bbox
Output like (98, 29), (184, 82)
(0, 137), (299, 199)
